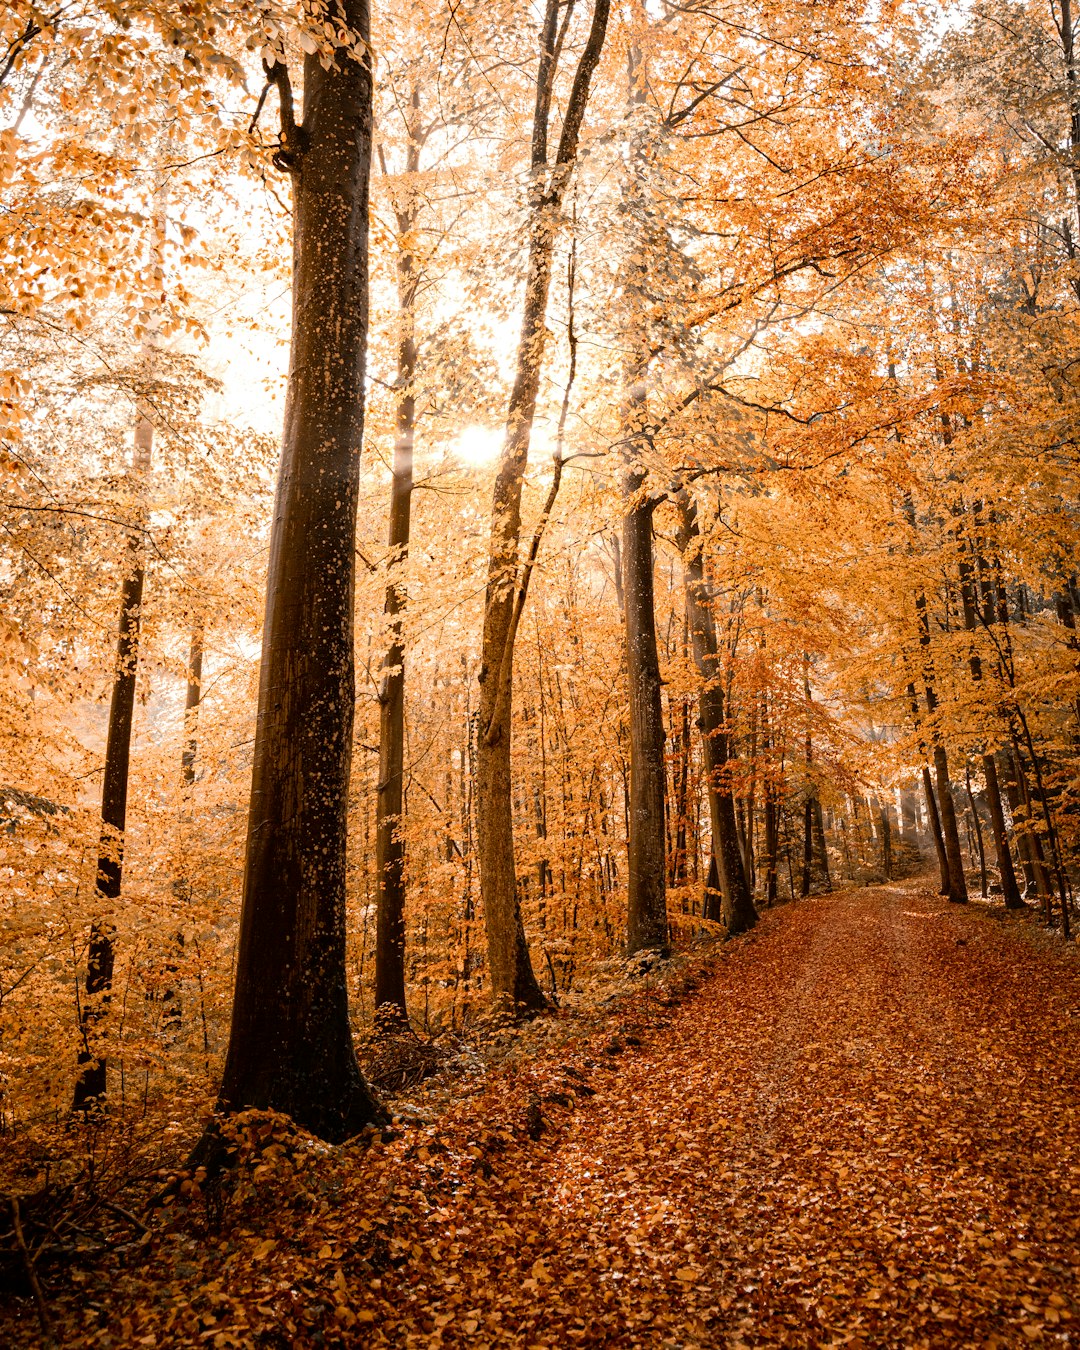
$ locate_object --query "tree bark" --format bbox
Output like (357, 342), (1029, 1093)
(477, 0), (610, 1010)
(215, 16), (385, 1141)
(180, 624), (204, 788)
(761, 696), (779, 906)
(73, 408), (152, 1110)
(374, 96), (421, 1025)
(878, 798), (893, 881)
(675, 489), (756, 935)
(622, 489), (669, 951)
(908, 679), (950, 893)
(614, 27), (669, 953)
(913, 588), (968, 903)
(956, 538), (1023, 906)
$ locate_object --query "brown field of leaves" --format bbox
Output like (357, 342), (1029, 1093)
(4, 878), (1080, 1348)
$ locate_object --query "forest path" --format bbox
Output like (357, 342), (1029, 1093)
(424, 878), (1080, 1349)
(20, 880), (1080, 1349)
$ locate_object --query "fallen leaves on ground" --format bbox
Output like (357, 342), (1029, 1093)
(3, 877), (1079, 1347)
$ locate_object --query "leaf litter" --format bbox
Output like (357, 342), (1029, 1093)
(2, 876), (1078, 1347)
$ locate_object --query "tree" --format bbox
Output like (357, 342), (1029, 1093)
(214, 8), (385, 1141)
(476, 0), (611, 1015)
(675, 487), (757, 934)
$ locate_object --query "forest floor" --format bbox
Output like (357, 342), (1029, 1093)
(4, 875), (1080, 1348)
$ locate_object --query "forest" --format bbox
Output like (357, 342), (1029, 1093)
(1, 0), (1079, 1345)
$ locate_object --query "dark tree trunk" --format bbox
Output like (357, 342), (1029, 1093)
(763, 794), (779, 905)
(761, 700), (779, 906)
(956, 542), (1023, 906)
(999, 748), (1043, 899)
(812, 796), (831, 892)
(913, 585), (968, 903)
(675, 490), (755, 935)
(622, 491), (669, 951)
(922, 763), (950, 895)
(671, 647), (691, 886)
(907, 677), (949, 893)
(932, 743), (968, 903)
(163, 621), (204, 1028)
(799, 662), (829, 897)
(703, 852), (722, 922)
(616, 31), (668, 954)
(964, 767), (988, 897)
(879, 798), (893, 881)
(374, 100), (421, 1025)
(73, 410), (152, 1110)
(801, 796), (813, 898)
(181, 624), (203, 788)
(215, 17), (385, 1141)
(1054, 588), (1080, 732)
(983, 751), (1023, 907)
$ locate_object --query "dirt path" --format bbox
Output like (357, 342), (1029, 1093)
(510, 880), (1080, 1348)
(396, 878), (1080, 1349)
(9, 879), (1080, 1348)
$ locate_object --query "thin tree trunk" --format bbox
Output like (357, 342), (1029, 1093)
(675, 489), (756, 934)
(476, 0), (610, 1011)
(964, 766), (988, 897)
(761, 695), (779, 906)
(181, 624), (203, 788)
(801, 795), (813, 897)
(622, 491), (668, 950)
(906, 676), (950, 893)
(214, 20), (385, 1142)
(913, 583), (968, 903)
(374, 96), (421, 1025)
(73, 407), (152, 1110)
(956, 536), (1023, 906)
(879, 798), (893, 881)
(163, 620), (204, 1029)
(812, 796), (831, 892)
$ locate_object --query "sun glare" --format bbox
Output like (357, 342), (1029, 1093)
(453, 425), (503, 467)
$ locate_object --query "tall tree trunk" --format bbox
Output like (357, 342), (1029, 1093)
(878, 797), (893, 881)
(180, 624), (203, 789)
(908, 679), (950, 893)
(999, 748), (1042, 899)
(901, 489), (966, 902)
(1054, 587), (1080, 733)
(617, 29), (668, 954)
(214, 19), (385, 1142)
(476, 0), (610, 1012)
(964, 766), (988, 897)
(799, 662), (830, 896)
(913, 586), (968, 903)
(622, 491), (668, 951)
(374, 97), (421, 1025)
(956, 535), (1023, 906)
(931, 742), (968, 902)
(72, 408), (152, 1110)
(812, 796), (831, 892)
(801, 796), (813, 897)
(675, 489), (756, 934)
(761, 695), (779, 906)
(162, 620), (205, 1030)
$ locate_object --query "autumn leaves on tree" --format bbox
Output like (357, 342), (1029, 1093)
(0, 0), (1078, 1154)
